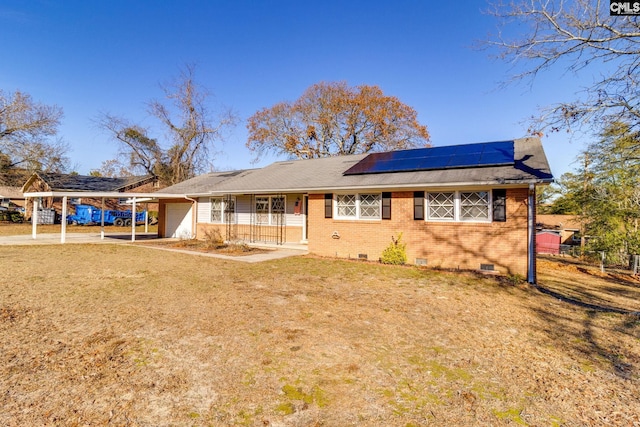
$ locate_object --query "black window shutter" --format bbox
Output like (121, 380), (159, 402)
(493, 189), (507, 222)
(382, 192), (392, 220)
(324, 193), (333, 218)
(414, 191), (424, 220)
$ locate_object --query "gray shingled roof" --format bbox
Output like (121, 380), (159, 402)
(158, 137), (553, 196)
(156, 170), (250, 194)
(29, 173), (155, 192)
(0, 186), (23, 199)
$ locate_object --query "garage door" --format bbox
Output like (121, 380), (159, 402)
(165, 203), (193, 239)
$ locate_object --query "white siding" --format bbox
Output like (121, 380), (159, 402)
(286, 193), (304, 227)
(197, 197), (211, 224)
(194, 194), (305, 229)
(236, 195), (252, 225)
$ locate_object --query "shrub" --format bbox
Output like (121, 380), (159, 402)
(203, 228), (224, 248)
(0, 211), (24, 223)
(380, 233), (407, 265)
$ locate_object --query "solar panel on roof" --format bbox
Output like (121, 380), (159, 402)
(343, 141), (514, 175)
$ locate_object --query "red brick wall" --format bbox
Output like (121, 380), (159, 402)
(308, 188), (529, 276)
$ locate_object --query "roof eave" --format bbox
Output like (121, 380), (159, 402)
(191, 177), (552, 196)
(23, 191), (189, 199)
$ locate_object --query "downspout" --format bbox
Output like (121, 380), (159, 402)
(527, 183), (536, 284)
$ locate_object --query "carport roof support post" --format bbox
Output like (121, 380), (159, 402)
(31, 198), (38, 239)
(61, 196), (67, 243)
(131, 197), (137, 242)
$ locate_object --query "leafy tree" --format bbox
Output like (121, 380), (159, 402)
(552, 122), (640, 258)
(543, 169), (590, 215)
(99, 65), (237, 185)
(90, 159), (134, 178)
(488, 0), (640, 133)
(246, 81), (430, 160)
(583, 122), (640, 256)
(0, 89), (68, 176)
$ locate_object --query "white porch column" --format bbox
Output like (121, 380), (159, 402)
(100, 197), (105, 240)
(31, 198), (39, 239)
(61, 196), (68, 243)
(144, 202), (149, 233)
(131, 197), (137, 242)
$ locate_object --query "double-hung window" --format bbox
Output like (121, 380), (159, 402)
(210, 197), (236, 223)
(336, 195), (357, 217)
(270, 196), (286, 225)
(427, 192), (455, 220)
(335, 193), (381, 219)
(255, 195), (286, 225)
(424, 191), (492, 222)
(460, 191), (490, 221)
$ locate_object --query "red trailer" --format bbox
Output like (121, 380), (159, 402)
(536, 231), (561, 254)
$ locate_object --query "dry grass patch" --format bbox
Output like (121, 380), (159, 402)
(1, 246), (638, 426)
(141, 238), (270, 256)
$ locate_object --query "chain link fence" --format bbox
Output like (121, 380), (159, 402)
(557, 244), (640, 273)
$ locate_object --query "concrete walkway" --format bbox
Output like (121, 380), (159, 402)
(0, 233), (309, 263)
(137, 244), (308, 263)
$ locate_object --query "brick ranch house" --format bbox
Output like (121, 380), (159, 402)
(156, 138), (553, 281)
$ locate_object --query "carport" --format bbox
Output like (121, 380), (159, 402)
(23, 190), (188, 243)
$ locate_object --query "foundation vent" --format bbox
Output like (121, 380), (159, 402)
(358, 253), (368, 260)
(415, 258), (428, 266)
(480, 264), (495, 271)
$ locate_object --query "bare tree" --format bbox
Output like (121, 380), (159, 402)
(98, 114), (162, 177)
(99, 65), (237, 185)
(247, 81), (430, 160)
(0, 89), (68, 174)
(487, 0), (640, 133)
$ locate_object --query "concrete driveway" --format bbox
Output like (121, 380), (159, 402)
(0, 232), (158, 245)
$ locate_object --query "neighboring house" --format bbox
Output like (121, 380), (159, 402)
(536, 214), (581, 245)
(0, 185), (25, 210)
(1, 168), (32, 210)
(156, 137), (553, 279)
(21, 173), (158, 220)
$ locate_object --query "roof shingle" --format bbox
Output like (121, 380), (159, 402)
(158, 137), (553, 196)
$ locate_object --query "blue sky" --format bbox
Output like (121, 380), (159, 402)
(1, 0), (595, 178)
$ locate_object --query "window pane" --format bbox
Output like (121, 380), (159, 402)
(271, 196), (285, 225)
(460, 191), (489, 220)
(427, 192), (454, 220)
(224, 198), (235, 224)
(359, 193), (381, 219)
(337, 194), (356, 217)
(255, 197), (269, 224)
(211, 198), (222, 223)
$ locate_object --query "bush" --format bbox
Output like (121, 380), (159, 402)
(203, 228), (224, 248)
(0, 210), (24, 223)
(380, 233), (407, 265)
